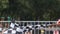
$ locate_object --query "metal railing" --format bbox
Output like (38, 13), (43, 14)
(1, 21), (60, 34)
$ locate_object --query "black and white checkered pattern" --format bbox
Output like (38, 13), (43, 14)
(3, 28), (16, 34)
(3, 22), (49, 34)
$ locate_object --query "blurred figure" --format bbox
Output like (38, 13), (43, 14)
(57, 19), (60, 25)
(4, 17), (8, 28)
(5, 23), (9, 28)
(52, 19), (60, 34)
(0, 23), (3, 34)
(53, 30), (59, 34)
(0, 17), (4, 34)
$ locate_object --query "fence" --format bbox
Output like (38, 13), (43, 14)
(1, 21), (60, 34)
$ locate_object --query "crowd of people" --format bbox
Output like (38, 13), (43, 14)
(0, 17), (60, 34)
(0, 16), (38, 34)
(0, 18), (50, 34)
(0, 20), (41, 34)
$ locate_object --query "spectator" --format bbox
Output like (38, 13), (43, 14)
(57, 19), (60, 24)
(5, 23), (8, 28)
(0, 23), (3, 34)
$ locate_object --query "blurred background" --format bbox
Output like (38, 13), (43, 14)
(0, 0), (60, 21)
(0, 0), (60, 34)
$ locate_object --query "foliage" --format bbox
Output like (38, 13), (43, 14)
(0, 0), (60, 21)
